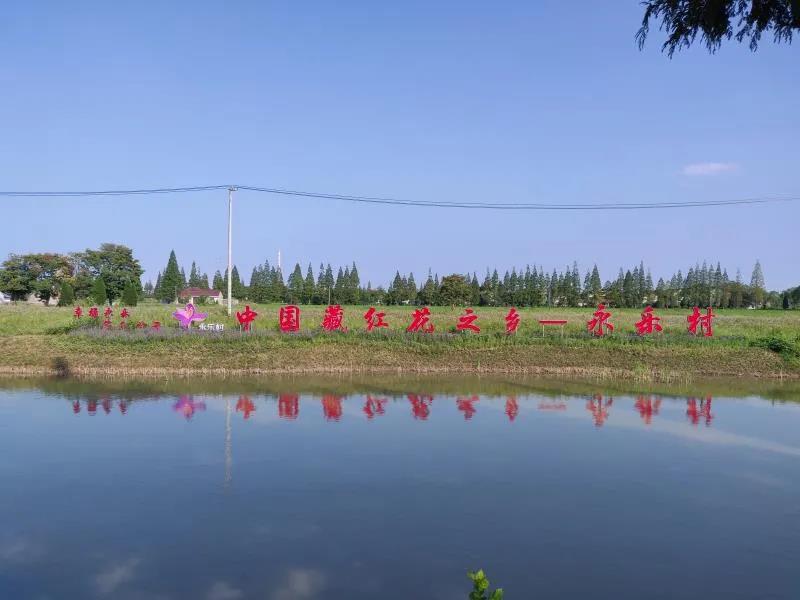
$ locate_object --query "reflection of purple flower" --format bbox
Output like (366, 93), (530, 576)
(172, 303), (208, 329)
(173, 396), (206, 420)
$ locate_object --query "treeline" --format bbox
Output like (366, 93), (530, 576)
(145, 250), (790, 309)
(0, 244), (142, 305)
(2, 244), (794, 309)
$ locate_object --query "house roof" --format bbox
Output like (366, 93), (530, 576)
(179, 287), (222, 297)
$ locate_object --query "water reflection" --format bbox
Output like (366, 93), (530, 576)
(63, 392), (731, 430)
(686, 396), (714, 426)
(586, 394), (614, 427)
(172, 395), (206, 420)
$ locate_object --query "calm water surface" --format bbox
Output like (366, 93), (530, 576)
(1, 378), (799, 600)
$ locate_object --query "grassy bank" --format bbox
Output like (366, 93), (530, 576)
(0, 303), (798, 379)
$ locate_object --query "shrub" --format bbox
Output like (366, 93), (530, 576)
(57, 282), (75, 306)
(91, 277), (108, 306)
(122, 281), (139, 306)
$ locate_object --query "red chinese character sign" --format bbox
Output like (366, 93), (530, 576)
(505, 308), (521, 334)
(172, 303), (208, 329)
(634, 306), (662, 336)
(407, 307), (434, 333)
(587, 304), (614, 337)
(363, 307), (388, 331)
(687, 307), (715, 337)
(456, 308), (480, 333)
(88, 307), (99, 319)
(236, 305), (258, 332)
(73, 307), (83, 318)
(322, 305), (346, 332)
(279, 305), (301, 332)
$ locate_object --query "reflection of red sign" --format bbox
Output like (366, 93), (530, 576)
(236, 395), (256, 419)
(634, 306), (662, 335)
(635, 395), (661, 424)
(72, 400), (80, 414)
(363, 307), (388, 331)
(538, 402), (567, 411)
(586, 394), (613, 426)
(686, 396), (713, 426)
(73, 307), (83, 318)
(687, 307), (715, 337)
(407, 307), (434, 333)
(456, 396), (479, 420)
(236, 305), (258, 331)
(278, 394), (299, 419)
(363, 395), (387, 419)
(408, 394), (433, 420)
(505, 396), (519, 422)
(505, 308), (521, 334)
(322, 305), (346, 331)
(322, 395), (343, 421)
(173, 396), (206, 420)
(279, 305), (301, 332)
(456, 308), (480, 333)
(587, 304), (614, 337)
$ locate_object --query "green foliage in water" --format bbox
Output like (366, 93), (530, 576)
(467, 570), (503, 600)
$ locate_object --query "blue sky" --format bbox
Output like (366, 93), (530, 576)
(1, 1), (797, 289)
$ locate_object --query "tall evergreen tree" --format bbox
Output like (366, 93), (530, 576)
(158, 250), (182, 302)
(303, 263), (315, 304)
(188, 262), (200, 287)
(91, 277), (108, 305)
(287, 263), (304, 304)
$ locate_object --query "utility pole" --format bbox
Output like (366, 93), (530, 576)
(227, 186), (236, 316)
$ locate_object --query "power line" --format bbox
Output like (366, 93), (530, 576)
(0, 184), (797, 210)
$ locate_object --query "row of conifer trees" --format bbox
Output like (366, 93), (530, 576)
(146, 250), (774, 309)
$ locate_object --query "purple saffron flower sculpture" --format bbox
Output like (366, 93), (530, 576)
(172, 303), (208, 329)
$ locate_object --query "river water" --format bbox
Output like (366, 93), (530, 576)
(1, 377), (799, 599)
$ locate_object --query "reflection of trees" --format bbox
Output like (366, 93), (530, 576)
(408, 394), (433, 420)
(634, 395), (661, 425)
(586, 394), (613, 427)
(363, 395), (387, 419)
(278, 394), (299, 420)
(686, 397), (713, 427)
(505, 396), (519, 422)
(322, 395), (343, 421)
(456, 396), (479, 420)
(236, 395), (256, 419)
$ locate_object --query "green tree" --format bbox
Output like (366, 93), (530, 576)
(303, 263), (315, 304)
(188, 261), (201, 287)
(91, 277), (108, 305)
(287, 263), (304, 304)
(750, 260), (766, 307)
(57, 281), (75, 306)
(438, 274), (472, 306)
(0, 253), (73, 304)
(75, 243), (143, 303)
(122, 281), (139, 306)
(212, 270), (224, 292)
(637, 0), (799, 56)
(158, 250), (183, 303)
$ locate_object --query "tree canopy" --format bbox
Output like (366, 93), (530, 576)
(637, 0), (800, 56)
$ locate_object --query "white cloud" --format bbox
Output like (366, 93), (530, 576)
(94, 558), (140, 595)
(271, 569), (327, 600)
(682, 162), (738, 176)
(207, 581), (243, 600)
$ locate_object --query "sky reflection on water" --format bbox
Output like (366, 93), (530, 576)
(1, 383), (799, 599)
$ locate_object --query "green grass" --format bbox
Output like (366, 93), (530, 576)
(0, 302), (798, 378)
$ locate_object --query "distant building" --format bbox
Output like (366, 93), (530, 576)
(0, 292), (11, 304)
(178, 287), (223, 305)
